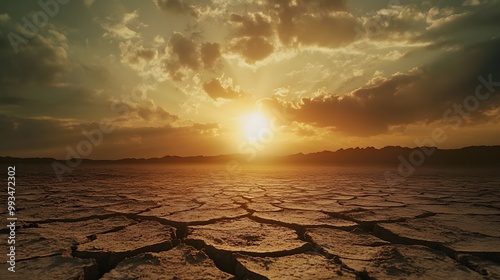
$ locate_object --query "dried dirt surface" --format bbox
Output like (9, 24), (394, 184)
(0, 165), (499, 279)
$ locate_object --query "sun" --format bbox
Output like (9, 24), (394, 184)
(242, 112), (271, 141)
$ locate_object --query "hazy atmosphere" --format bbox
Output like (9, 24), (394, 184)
(1, 0), (499, 159)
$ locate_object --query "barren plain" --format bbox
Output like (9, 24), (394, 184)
(1, 164), (499, 279)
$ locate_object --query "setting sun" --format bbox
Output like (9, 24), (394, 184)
(242, 112), (271, 141)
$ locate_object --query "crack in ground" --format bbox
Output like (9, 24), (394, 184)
(183, 238), (313, 279)
(14, 254), (101, 280)
(72, 239), (178, 278)
(371, 223), (496, 277)
(300, 228), (376, 280)
(18, 213), (128, 225)
(13, 201), (497, 279)
(15, 252), (63, 262)
(247, 213), (372, 279)
(249, 213), (357, 232)
(324, 211), (407, 232)
(38, 213), (255, 279)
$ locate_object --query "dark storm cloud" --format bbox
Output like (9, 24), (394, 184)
(154, 0), (198, 17)
(263, 38), (500, 136)
(202, 78), (243, 100)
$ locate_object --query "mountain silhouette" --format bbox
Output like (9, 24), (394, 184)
(1, 146), (499, 166)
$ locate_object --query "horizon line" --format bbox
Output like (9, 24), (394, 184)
(2, 144), (500, 161)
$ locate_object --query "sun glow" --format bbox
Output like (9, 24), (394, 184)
(242, 112), (271, 141)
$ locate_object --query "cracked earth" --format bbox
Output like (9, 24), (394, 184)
(1, 165), (499, 279)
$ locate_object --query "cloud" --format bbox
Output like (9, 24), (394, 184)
(191, 122), (220, 134)
(164, 32), (199, 80)
(130, 47), (157, 62)
(0, 84), (113, 122)
(354, 5), (427, 41)
(200, 42), (221, 69)
(292, 12), (359, 48)
(229, 12), (273, 38)
(0, 13), (10, 22)
(0, 33), (68, 92)
(263, 38), (500, 136)
(2, 0), (499, 157)
(270, 0), (347, 14)
(463, 0), (481, 6)
(229, 36), (274, 63)
(119, 41), (157, 67)
(0, 114), (225, 159)
(355, 2), (500, 46)
(164, 32), (221, 81)
(112, 99), (179, 123)
(417, 2), (500, 44)
(202, 78), (244, 100)
(226, 12), (275, 63)
(83, 0), (95, 8)
(102, 11), (140, 40)
(225, 3), (358, 61)
(296, 0), (347, 12)
(0, 97), (27, 106)
(155, 0), (198, 17)
(267, 0), (358, 48)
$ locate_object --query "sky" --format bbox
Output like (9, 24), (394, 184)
(0, 0), (499, 159)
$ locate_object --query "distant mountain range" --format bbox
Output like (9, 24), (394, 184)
(1, 146), (500, 166)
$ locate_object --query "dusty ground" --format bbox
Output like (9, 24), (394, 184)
(0, 165), (499, 279)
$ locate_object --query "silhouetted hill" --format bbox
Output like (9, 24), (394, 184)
(1, 146), (500, 166)
(274, 146), (500, 166)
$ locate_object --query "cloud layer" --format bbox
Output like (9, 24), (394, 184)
(263, 38), (500, 136)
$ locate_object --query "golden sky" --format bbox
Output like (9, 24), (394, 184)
(1, 0), (499, 159)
